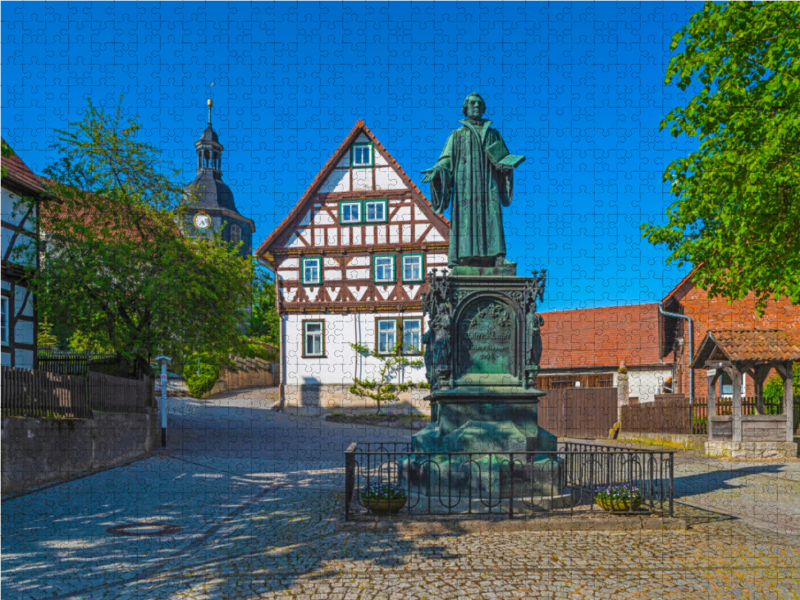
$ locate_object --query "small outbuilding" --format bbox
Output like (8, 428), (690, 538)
(691, 329), (798, 459)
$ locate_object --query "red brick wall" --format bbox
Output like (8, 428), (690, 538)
(672, 287), (800, 398)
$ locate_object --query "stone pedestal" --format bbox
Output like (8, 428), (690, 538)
(404, 265), (558, 497)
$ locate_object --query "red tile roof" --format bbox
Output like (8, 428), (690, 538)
(1, 139), (46, 194)
(539, 303), (662, 369)
(691, 329), (800, 367)
(255, 120), (448, 257)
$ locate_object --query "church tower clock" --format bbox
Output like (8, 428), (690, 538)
(184, 99), (255, 258)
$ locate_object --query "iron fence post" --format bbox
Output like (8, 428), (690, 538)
(668, 452), (674, 517)
(509, 453), (514, 519)
(344, 443), (357, 521)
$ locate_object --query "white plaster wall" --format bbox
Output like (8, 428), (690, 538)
(375, 167), (407, 190)
(628, 369), (672, 404)
(1, 189), (36, 266)
(284, 312), (427, 386)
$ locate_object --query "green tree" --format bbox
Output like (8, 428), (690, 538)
(19, 99), (253, 376)
(642, 3), (800, 314)
(763, 362), (799, 410)
(349, 341), (425, 413)
(248, 264), (280, 347)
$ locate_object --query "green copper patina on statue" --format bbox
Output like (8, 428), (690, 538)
(423, 93), (525, 267)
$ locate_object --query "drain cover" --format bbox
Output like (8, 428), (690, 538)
(106, 522), (181, 536)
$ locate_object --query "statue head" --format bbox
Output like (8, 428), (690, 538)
(461, 93), (486, 119)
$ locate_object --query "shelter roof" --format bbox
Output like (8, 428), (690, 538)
(690, 329), (800, 368)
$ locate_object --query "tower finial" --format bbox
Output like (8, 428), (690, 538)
(207, 98), (213, 126)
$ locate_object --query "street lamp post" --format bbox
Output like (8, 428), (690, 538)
(155, 355), (171, 448)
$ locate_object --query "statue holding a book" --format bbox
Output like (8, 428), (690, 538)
(423, 92), (525, 268)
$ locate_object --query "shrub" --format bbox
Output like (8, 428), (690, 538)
(184, 352), (221, 397)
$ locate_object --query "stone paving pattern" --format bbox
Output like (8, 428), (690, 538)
(3, 394), (800, 599)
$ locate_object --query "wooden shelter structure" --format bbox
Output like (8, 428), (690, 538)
(691, 329), (798, 447)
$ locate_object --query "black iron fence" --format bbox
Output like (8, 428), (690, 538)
(37, 349), (119, 377)
(344, 441), (674, 521)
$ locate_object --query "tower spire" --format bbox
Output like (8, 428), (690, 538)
(207, 98), (213, 126)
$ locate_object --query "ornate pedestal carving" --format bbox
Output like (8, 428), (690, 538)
(404, 266), (557, 496)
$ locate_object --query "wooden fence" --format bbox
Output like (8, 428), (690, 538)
(621, 397), (795, 435)
(538, 387), (618, 438)
(1, 367), (153, 418)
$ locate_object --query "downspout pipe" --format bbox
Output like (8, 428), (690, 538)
(658, 301), (693, 405)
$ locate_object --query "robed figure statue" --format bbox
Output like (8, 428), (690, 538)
(423, 93), (525, 267)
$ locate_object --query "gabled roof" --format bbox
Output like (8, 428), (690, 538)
(661, 265), (700, 305)
(255, 120), (448, 256)
(539, 303), (662, 369)
(1, 139), (46, 195)
(690, 329), (800, 368)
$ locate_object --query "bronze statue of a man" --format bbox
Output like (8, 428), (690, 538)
(423, 93), (525, 267)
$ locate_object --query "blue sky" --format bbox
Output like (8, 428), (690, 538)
(2, 1), (701, 311)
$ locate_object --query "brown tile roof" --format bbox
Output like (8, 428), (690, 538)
(255, 120), (449, 257)
(691, 329), (800, 367)
(539, 303), (662, 369)
(1, 139), (46, 194)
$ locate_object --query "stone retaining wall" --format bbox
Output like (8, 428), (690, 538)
(1, 408), (159, 494)
(705, 441), (799, 459)
(618, 431), (707, 451)
(282, 384), (430, 415)
(203, 363), (278, 398)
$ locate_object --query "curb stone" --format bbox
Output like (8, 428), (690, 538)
(335, 515), (688, 535)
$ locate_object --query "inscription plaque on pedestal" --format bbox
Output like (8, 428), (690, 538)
(457, 299), (516, 379)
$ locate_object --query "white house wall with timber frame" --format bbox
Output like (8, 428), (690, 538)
(256, 120), (450, 413)
(1, 141), (43, 369)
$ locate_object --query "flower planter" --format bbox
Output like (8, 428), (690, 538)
(360, 496), (407, 514)
(595, 496), (643, 512)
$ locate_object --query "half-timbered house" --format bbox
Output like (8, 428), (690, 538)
(256, 120), (450, 413)
(1, 141), (43, 368)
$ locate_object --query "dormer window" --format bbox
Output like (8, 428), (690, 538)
(351, 143), (373, 168)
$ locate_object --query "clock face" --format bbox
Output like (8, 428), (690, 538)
(193, 213), (211, 230)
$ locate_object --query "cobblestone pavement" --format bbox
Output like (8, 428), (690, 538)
(2, 395), (799, 599)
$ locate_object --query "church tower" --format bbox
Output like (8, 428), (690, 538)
(184, 99), (255, 258)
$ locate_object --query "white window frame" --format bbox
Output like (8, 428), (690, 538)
(373, 255), (395, 284)
(377, 319), (397, 354)
(402, 254), (423, 282)
(1, 296), (8, 345)
(303, 321), (325, 357)
(364, 200), (387, 223)
(302, 257), (322, 285)
(402, 318), (422, 355)
(340, 201), (361, 224)
(352, 144), (373, 167)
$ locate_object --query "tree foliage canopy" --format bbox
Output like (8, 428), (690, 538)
(642, 2), (800, 313)
(23, 99), (253, 374)
(248, 264), (280, 347)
